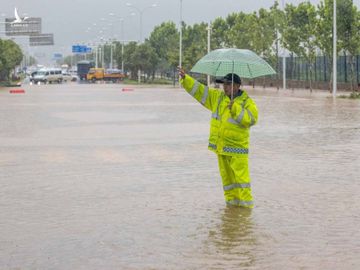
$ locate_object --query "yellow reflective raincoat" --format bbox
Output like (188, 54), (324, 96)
(181, 75), (258, 208)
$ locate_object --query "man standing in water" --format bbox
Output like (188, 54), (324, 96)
(178, 68), (258, 208)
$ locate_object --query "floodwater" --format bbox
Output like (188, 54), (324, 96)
(0, 83), (359, 269)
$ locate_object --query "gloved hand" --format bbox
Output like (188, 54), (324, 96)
(177, 66), (186, 79)
(229, 100), (241, 118)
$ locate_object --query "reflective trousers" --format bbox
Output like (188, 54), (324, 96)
(217, 154), (254, 208)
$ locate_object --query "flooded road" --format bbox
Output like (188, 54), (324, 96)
(1, 83), (359, 269)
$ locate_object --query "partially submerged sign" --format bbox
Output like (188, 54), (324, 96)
(29, 33), (54, 46)
(5, 17), (41, 36)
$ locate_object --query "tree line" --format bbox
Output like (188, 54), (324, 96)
(64, 0), (360, 90)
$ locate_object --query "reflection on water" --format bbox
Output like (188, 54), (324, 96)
(0, 84), (360, 269)
(206, 207), (256, 269)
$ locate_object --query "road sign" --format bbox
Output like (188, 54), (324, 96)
(72, 45), (91, 54)
(5, 17), (41, 36)
(53, 53), (63, 59)
(29, 33), (54, 46)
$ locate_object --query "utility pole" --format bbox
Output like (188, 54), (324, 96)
(179, 0), (183, 87)
(333, 0), (337, 97)
(110, 41), (113, 69)
(207, 22), (211, 86)
(121, 43), (124, 72)
(95, 46), (98, 68)
(282, 0), (286, 90)
(179, 0), (183, 69)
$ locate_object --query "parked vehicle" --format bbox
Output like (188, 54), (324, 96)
(33, 68), (63, 84)
(29, 71), (38, 82)
(86, 68), (125, 83)
(77, 60), (95, 81)
(61, 72), (72, 82)
(71, 74), (78, 82)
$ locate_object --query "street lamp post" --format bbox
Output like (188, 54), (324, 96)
(282, 0), (286, 90)
(207, 22), (211, 86)
(126, 3), (157, 83)
(333, 0), (337, 97)
(108, 13), (135, 72)
(179, 0), (183, 70)
(120, 18), (125, 72)
(95, 45), (98, 68)
(126, 3), (157, 42)
(110, 40), (114, 69)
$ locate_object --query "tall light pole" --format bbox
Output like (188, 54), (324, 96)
(120, 18), (125, 72)
(95, 44), (98, 68)
(109, 13), (115, 69)
(116, 13), (135, 72)
(282, 0), (286, 90)
(207, 22), (211, 86)
(126, 3), (157, 42)
(126, 3), (157, 83)
(179, 0), (183, 70)
(333, 0), (337, 97)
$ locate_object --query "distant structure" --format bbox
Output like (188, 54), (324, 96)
(11, 7), (29, 24)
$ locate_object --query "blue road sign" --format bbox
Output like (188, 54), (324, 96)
(53, 53), (63, 59)
(72, 45), (91, 54)
(72, 45), (80, 53)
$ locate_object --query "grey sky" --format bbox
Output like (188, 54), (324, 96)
(1, 0), (359, 62)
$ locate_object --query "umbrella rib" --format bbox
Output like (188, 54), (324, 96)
(247, 63), (254, 79)
(214, 61), (222, 76)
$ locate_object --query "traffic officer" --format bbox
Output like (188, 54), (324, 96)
(178, 68), (258, 208)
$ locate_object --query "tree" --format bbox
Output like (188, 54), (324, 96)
(252, 8), (279, 64)
(281, 2), (317, 91)
(0, 39), (23, 82)
(337, 0), (360, 91)
(269, 1), (286, 88)
(316, 0), (342, 89)
(123, 41), (138, 80)
(182, 22), (208, 70)
(227, 12), (253, 49)
(148, 21), (179, 73)
(133, 42), (158, 80)
(211, 17), (228, 49)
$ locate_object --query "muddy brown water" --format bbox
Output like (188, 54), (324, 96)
(1, 83), (359, 269)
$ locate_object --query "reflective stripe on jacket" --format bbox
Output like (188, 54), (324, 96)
(180, 74), (258, 156)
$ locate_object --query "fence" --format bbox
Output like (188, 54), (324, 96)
(255, 54), (360, 91)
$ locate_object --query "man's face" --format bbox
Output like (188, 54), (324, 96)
(223, 82), (240, 97)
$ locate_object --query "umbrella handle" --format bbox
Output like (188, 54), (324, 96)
(231, 73), (234, 100)
(231, 62), (234, 100)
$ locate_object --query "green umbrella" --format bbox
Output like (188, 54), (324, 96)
(190, 48), (276, 79)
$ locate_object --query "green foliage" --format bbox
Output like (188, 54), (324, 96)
(59, 0), (360, 88)
(0, 39), (23, 82)
(282, 2), (317, 58)
(182, 22), (208, 70)
(281, 2), (318, 89)
(339, 92), (360, 99)
(211, 17), (228, 48)
(337, 0), (360, 54)
(316, 0), (335, 59)
(148, 21), (179, 68)
(349, 92), (360, 99)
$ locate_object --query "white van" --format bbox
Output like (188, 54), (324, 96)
(33, 68), (63, 84)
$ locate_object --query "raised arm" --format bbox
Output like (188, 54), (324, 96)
(177, 67), (221, 112)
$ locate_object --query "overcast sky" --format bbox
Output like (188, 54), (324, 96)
(1, 0), (360, 62)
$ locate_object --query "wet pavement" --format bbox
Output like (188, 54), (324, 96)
(1, 83), (360, 269)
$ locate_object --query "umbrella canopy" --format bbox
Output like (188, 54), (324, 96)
(190, 48), (276, 79)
